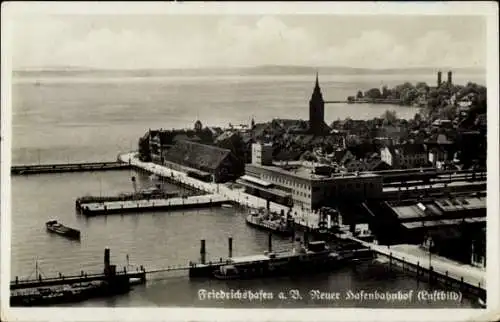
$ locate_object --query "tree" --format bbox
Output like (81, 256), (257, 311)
(401, 87), (419, 105)
(416, 82), (430, 92)
(439, 105), (457, 120)
(414, 113), (422, 123)
(138, 135), (151, 162)
(364, 88), (382, 99)
(356, 90), (363, 99)
(381, 85), (390, 98)
(382, 110), (398, 125)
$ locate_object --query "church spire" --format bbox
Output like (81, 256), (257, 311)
(311, 72), (323, 101)
(309, 72), (325, 135)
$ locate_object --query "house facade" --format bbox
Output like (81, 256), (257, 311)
(380, 144), (427, 169)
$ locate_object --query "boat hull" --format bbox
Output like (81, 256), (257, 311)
(245, 216), (293, 236)
(10, 282), (129, 307)
(191, 249), (374, 280)
(45, 223), (81, 240)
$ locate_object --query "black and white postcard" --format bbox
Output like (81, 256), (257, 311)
(1, 2), (499, 322)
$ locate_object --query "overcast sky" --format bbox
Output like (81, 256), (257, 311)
(10, 14), (486, 70)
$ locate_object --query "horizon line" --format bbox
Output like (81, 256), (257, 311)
(13, 65), (486, 72)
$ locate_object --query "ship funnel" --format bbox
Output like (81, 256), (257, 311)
(104, 248), (111, 275)
(200, 240), (206, 264)
(228, 237), (233, 258)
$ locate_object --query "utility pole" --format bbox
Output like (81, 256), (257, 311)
(427, 236), (434, 268)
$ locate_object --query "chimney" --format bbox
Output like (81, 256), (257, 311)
(228, 237), (233, 258)
(447, 71), (452, 84)
(437, 71), (442, 87)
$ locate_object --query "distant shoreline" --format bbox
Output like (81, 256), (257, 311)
(13, 65), (485, 77)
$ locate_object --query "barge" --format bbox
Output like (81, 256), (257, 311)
(46, 220), (80, 240)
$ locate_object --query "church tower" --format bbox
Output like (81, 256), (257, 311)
(309, 72), (325, 134)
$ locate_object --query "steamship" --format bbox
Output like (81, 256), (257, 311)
(211, 240), (373, 280)
(245, 208), (293, 235)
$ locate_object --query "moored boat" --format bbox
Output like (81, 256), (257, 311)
(245, 208), (293, 235)
(200, 240), (374, 281)
(45, 220), (80, 240)
(10, 280), (129, 306)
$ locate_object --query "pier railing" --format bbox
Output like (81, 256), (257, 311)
(346, 236), (486, 298)
(12, 162), (131, 175)
(10, 266), (147, 290)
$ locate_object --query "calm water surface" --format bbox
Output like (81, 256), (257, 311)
(10, 72), (484, 307)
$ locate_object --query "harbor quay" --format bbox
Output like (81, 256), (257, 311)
(118, 152), (321, 229)
(117, 151), (487, 298)
(346, 237), (486, 296)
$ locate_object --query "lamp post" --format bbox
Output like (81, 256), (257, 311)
(427, 236), (434, 268)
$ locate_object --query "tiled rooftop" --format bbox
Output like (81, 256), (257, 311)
(163, 140), (231, 172)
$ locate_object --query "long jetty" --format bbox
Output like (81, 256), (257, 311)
(78, 194), (231, 216)
(11, 162), (131, 175)
(11, 269), (146, 290)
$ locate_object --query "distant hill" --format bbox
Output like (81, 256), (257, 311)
(244, 65), (485, 75)
(13, 65), (485, 77)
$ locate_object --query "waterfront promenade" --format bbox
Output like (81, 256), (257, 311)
(386, 244), (486, 288)
(118, 152), (320, 228)
(348, 236), (486, 291)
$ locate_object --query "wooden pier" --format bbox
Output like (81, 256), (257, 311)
(11, 269), (146, 290)
(11, 248), (146, 291)
(11, 162), (131, 175)
(78, 194), (231, 216)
